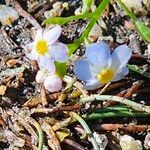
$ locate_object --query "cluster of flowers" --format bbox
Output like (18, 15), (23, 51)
(26, 25), (132, 92)
(26, 25), (68, 92)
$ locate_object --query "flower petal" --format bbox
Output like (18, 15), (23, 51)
(44, 74), (62, 92)
(111, 45), (132, 70)
(36, 70), (48, 83)
(25, 42), (39, 60)
(50, 42), (68, 62)
(73, 59), (97, 82)
(38, 57), (55, 74)
(85, 42), (111, 70)
(34, 28), (43, 41)
(85, 79), (102, 90)
(43, 25), (62, 44)
(112, 67), (129, 81)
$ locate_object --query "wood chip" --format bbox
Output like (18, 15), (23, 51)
(124, 20), (135, 30)
(0, 85), (7, 95)
(6, 59), (18, 67)
(41, 85), (48, 106)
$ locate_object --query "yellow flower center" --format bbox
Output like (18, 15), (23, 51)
(36, 40), (48, 55)
(97, 68), (115, 84)
(4, 17), (14, 25)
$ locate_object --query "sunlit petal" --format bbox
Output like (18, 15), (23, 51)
(73, 59), (97, 82)
(34, 28), (43, 41)
(43, 25), (62, 44)
(36, 70), (48, 83)
(25, 42), (39, 60)
(85, 42), (111, 70)
(85, 79), (102, 90)
(111, 45), (132, 70)
(112, 67), (129, 81)
(44, 75), (62, 92)
(38, 57), (55, 74)
(50, 42), (68, 62)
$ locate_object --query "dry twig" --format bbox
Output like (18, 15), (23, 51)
(42, 121), (61, 150)
(103, 81), (143, 107)
(41, 85), (48, 106)
(63, 138), (86, 150)
(98, 124), (150, 132)
(31, 104), (80, 114)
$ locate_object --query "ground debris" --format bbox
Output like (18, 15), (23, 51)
(0, 0), (150, 149)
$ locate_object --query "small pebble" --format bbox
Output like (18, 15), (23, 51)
(120, 135), (143, 150)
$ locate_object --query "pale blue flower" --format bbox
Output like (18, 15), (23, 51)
(73, 42), (132, 90)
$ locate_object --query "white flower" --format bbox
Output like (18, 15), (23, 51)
(26, 25), (68, 93)
(26, 25), (68, 63)
(35, 57), (62, 92)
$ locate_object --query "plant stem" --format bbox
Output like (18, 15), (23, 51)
(99, 82), (111, 94)
(82, 0), (93, 13)
(44, 12), (93, 25)
(31, 119), (44, 150)
(116, 0), (150, 42)
(87, 106), (149, 120)
(80, 95), (150, 113)
(115, 0), (136, 21)
(68, 0), (110, 55)
(70, 112), (100, 150)
(87, 110), (149, 120)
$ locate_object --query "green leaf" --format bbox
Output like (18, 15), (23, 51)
(87, 110), (149, 119)
(116, 0), (150, 42)
(127, 64), (150, 78)
(80, 95), (150, 113)
(116, 0), (136, 21)
(135, 20), (150, 42)
(68, 38), (82, 56)
(44, 13), (92, 25)
(55, 62), (67, 78)
(87, 106), (149, 119)
(82, 0), (93, 13)
(68, 0), (110, 55)
(44, 17), (68, 25)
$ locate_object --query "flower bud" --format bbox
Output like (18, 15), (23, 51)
(44, 74), (62, 92)
(36, 70), (48, 83)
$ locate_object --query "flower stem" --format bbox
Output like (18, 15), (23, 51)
(115, 0), (150, 42)
(99, 82), (111, 94)
(68, 0), (110, 55)
(80, 95), (150, 113)
(70, 112), (100, 150)
(115, 0), (137, 21)
(44, 12), (93, 25)
(31, 119), (44, 150)
(87, 107), (149, 120)
(82, 0), (93, 14)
